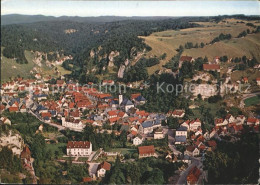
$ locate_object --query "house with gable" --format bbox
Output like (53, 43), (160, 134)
(133, 135), (143, 146)
(184, 146), (200, 157)
(97, 161), (111, 178)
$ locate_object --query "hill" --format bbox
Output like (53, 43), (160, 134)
(140, 18), (260, 74)
(1, 14), (176, 25)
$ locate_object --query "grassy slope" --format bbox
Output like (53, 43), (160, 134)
(140, 18), (260, 75)
(1, 47), (71, 83)
(1, 48), (36, 82)
(244, 96), (260, 107)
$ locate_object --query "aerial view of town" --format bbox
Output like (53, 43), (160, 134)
(0, 0), (259, 184)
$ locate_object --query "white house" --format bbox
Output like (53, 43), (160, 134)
(133, 135), (143, 146)
(66, 141), (92, 156)
(97, 161), (111, 178)
(62, 117), (85, 131)
(176, 127), (188, 138)
(214, 118), (228, 127)
(154, 128), (165, 139)
(189, 119), (201, 131)
(184, 146), (200, 157)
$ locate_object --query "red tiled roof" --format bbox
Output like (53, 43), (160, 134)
(180, 56), (193, 62)
(256, 78), (260, 81)
(67, 141), (91, 149)
(9, 107), (18, 112)
(108, 110), (118, 116)
(187, 166), (201, 184)
(203, 64), (220, 70)
(138, 145), (155, 155)
(82, 177), (92, 182)
(172, 109), (184, 116)
(131, 93), (141, 100)
(109, 117), (119, 123)
(247, 118), (259, 123)
(41, 112), (52, 118)
(207, 140), (217, 147)
(97, 161), (111, 171)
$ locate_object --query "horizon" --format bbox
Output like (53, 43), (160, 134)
(1, 0), (260, 17)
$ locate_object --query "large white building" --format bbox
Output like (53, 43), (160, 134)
(66, 141), (92, 156)
(62, 117), (85, 131)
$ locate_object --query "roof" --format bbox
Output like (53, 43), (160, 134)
(21, 146), (31, 159)
(187, 166), (201, 184)
(186, 145), (196, 152)
(141, 120), (154, 128)
(135, 95), (146, 102)
(172, 109), (185, 116)
(247, 117), (259, 123)
(82, 177), (92, 183)
(121, 99), (134, 106)
(97, 161), (111, 171)
(131, 93), (141, 100)
(108, 110), (118, 116)
(175, 136), (187, 143)
(256, 77), (260, 81)
(67, 141), (91, 149)
(138, 145), (155, 155)
(177, 126), (188, 131)
(207, 140), (217, 147)
(203, 64), (220, 70)
(180, 56), (193, 62)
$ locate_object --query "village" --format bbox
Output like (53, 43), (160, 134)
(1, 52), (259, 184)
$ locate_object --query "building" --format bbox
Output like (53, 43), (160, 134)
(247, 118), (259, 126)
(187, 166), (201, 185)
(203, 64), (220, 72)
(120, 98), (134, 112)
(133, 135), (143, 146)
(139, 120), (161, 134)
(176, 127), (188, 138)
(256, 78), (260, 86)
(171, 109), (185, 118)
(154, 128), (165, 139)
(62, 117), (85, 131)
(66, 141), (92, 156)
(179, 56), (194, 68)
(189, 119), (202, 131)
(214, 118), (228, 127)
(138, 145), (155, 158)
(184, 146), (200, 157)
(97, 161), (111, 178)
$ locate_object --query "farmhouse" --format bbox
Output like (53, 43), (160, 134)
(256, 78), (260, 86)
(66, 141), (92, 156)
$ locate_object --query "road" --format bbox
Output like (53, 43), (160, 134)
(29, 110), (65, 131)
(177, 157), (202, 185)
(163, 127), (182, 155)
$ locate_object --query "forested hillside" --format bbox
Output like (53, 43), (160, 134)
(1, 14), (259, 82)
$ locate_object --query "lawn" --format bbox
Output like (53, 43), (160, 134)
(107, 148), (137, 155)
(244, 95), (260, 107)
(46, 142), (67, 156)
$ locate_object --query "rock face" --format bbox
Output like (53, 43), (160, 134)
(0, 130), (24, 155)
(118, 65), (126, 78)
(108, 51), (120, 67)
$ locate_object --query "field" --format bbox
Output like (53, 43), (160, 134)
(140, 18), (260, 75)
(244, 95), (260, 107)
(1, 48), (36, 82)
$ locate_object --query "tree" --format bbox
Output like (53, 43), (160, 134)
(167, 117), (179, 129)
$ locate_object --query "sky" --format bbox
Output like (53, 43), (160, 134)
(1, 0), (260, 17)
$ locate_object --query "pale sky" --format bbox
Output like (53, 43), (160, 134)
(1, 0), (260, 17)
